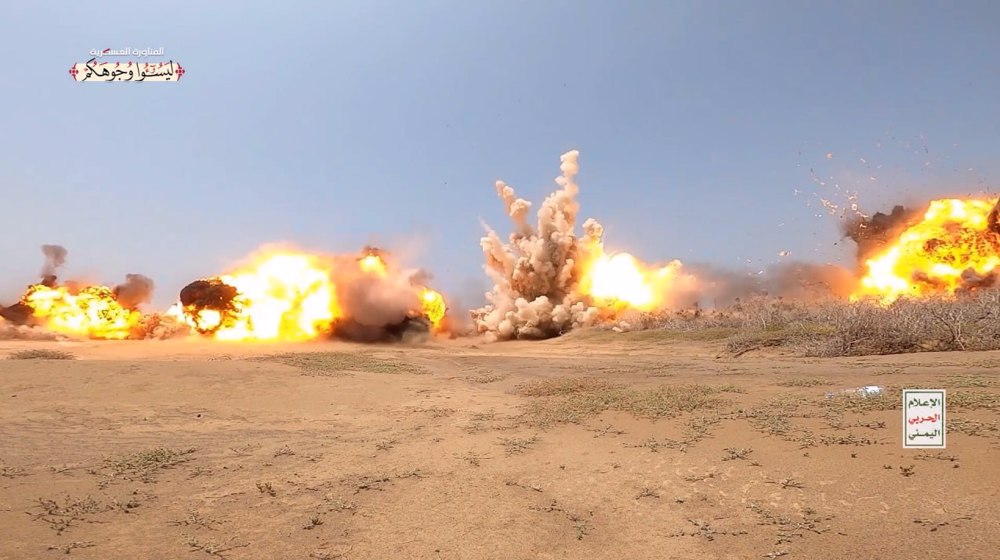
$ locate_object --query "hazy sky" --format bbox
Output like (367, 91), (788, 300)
(1, 1), (997, 309)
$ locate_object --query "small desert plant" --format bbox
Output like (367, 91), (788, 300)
(776, 378), (832, 387)
(104, 448), (195, 483)
(8, 349), (75, 360)
(511, 377), (620, 397)
(254, 351), (426, 375)
(523, 383), (737, 426)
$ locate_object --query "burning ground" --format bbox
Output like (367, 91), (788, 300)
(0, 245), (154, 340)
(166, 246), (449, 343)
(5, 151), (1000, 345)
(1, 245), (450, 343)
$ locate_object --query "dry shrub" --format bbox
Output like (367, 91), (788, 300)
(620, 290), (1000, 357)
(624, 307), (745, 332)
(800, 292), (1000, 356)
(511, 377), (620, 397)
(522, 384), (739, 426)
(821, 386), (902, 413)
(252, 351), (426, 375)
(8, 349), (76, 360)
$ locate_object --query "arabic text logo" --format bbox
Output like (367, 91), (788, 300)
(70, 48), (180, 83)
(69, 59), (184, 83)
(902, 389), (946, 449)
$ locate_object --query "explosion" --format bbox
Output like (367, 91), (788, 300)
(579, 228), (694, 313)
(354, 248), (447, 330)
(0, 246), (153, 340)
(168, 252), (341, 341)
(10, 155), (995, 345)
(850, 198), (1000, 302)
(168, 246), (449, 342)
(1, 244), (448, 343)
(19, 284), (142, 340)
(473, 150), (698, 341)
(419, 288), (447, 329)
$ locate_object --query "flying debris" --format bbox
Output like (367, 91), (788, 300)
(113, 274), (156, 310)
(843, 204), (923, 263)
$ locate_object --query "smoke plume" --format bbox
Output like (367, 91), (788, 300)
(842, 205), (923, 265)
(40, 244), (68, 286)
(134, 313), (190, 340)
(472, 150), (606, 341)
(471, 151), (872, 341)
(0, 244), (159, 340)
(688, 262), (858, 306)
(328, 251), (434, 342)
(333, 253), (419, 327)
(0, 244), (71, 326)
(113, 274), (155, 309)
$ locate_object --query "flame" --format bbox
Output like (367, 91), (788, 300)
(21, 284), (140, 339)
(169, 248), (449, 341)
(579, 242), (686, 312)
(169, 252), (342, 341)
(359, 251), (447, 330)
(359, 253), (387, 276)
(420, 288), (446, 329)
(854, 198), (1000, 302)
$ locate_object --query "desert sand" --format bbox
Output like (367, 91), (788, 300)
(1, 331), (997, 560)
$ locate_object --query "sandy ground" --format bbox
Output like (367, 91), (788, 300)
(1, 330), (998, 560)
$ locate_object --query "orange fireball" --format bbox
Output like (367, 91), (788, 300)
(21, 284), (141, 339)
(169, 248), (449, 341)
(420, 288), (447, 329)
(359, 253), (388, 276)
(168, 251), (342, 341)
(854, 198), (1000, 302)
(575, 231), (688, 312)
(582, 253), (687, 311)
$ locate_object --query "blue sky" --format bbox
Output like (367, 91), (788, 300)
(0, 1), (997, 309)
